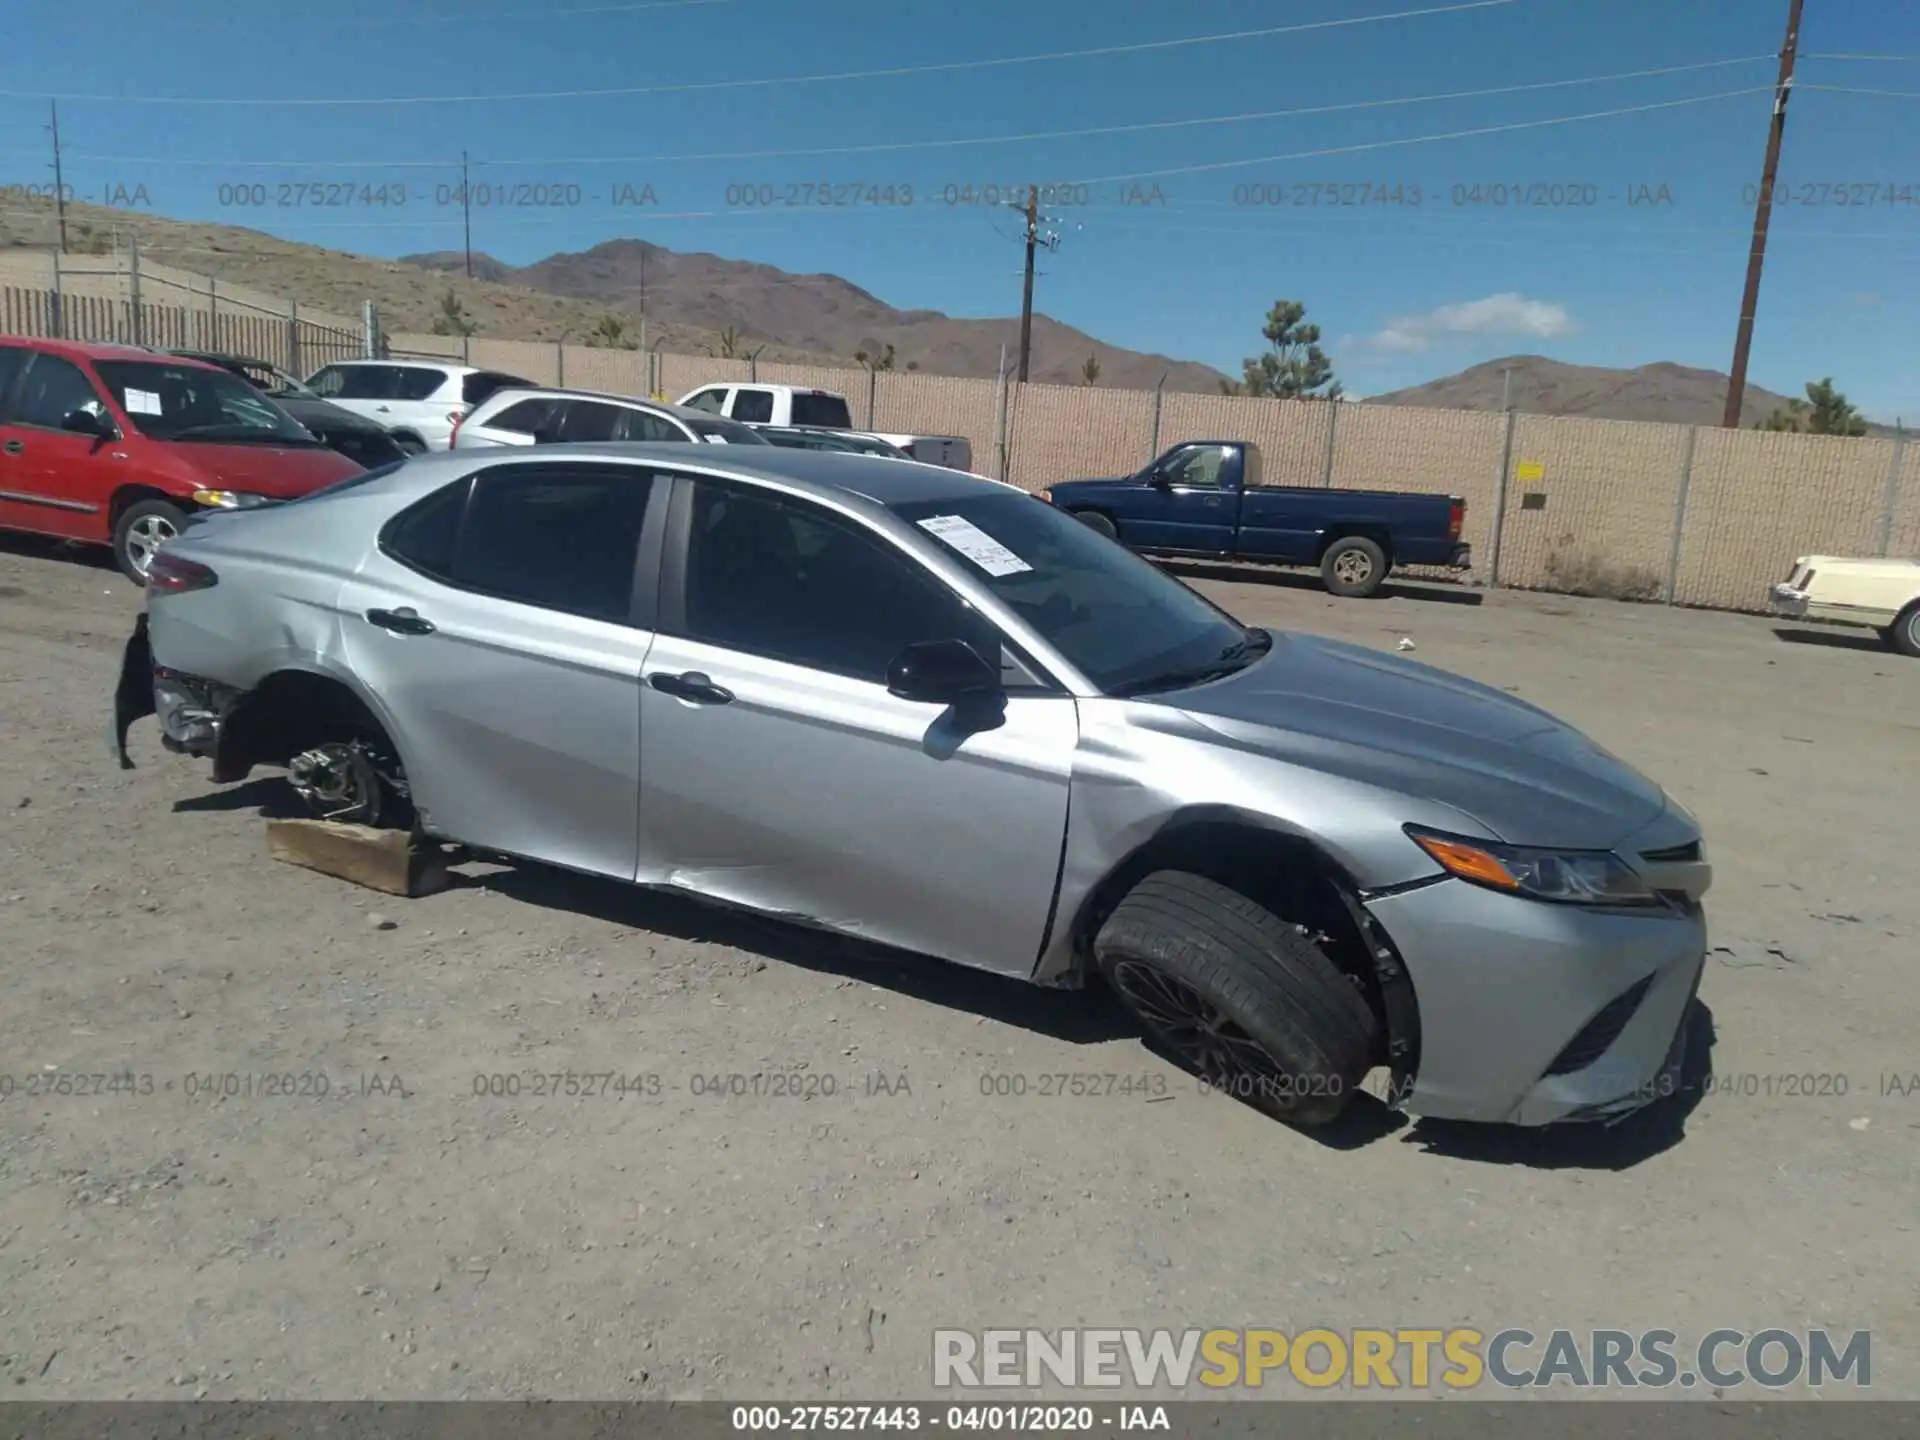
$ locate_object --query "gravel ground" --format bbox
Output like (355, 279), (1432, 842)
(1, 535), (1915, 1403)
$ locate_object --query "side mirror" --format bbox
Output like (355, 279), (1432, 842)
(61, 407), (110, 439)
(1147, 468), (1172, 489)
(886, 639), (1001, 706)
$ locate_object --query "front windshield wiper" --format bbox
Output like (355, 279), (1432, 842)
(164, 425), (320, 445)
(1108, 627), (1271, 697)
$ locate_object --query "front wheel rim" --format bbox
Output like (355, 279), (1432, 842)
(1908, 611), (1920, 649)
(1109, 959), (1296, 1105)
(1333, 549), (1373, 586)
(123, 514), (178, 576)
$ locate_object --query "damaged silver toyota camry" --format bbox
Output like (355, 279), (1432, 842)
(112, 445), (1711, 1130)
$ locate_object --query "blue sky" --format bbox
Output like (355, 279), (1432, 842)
(3, 0), (1917, 417)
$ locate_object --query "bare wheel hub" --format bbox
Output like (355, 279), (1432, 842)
(1333, 548), (1374, 586)
(288, 742), (383, 823)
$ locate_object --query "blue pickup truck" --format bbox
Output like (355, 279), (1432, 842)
(1041, 440), (1471, 597)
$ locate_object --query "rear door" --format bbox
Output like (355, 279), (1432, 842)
(0, 344), (37, 534)
(382, 367), (457, 446)
(0, 350), (126, 542)
(338, 459), (668, 877)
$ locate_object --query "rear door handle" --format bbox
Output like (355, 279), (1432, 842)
(1, 440), (22, 455)
(648, 670), (734, 705)
(365, 606), (436, 636)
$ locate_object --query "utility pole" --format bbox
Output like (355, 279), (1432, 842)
(48, 100), (69, 254)
(461, 151), (474, 279)
(1723, 0), (1805, 429)
(1017, 186), (1038, 382)
(638, 245), (648, 356)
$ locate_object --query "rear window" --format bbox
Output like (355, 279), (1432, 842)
(689, 416), (771, 445)
(464, 371), (532, 406)
(792, 392), (852, 428)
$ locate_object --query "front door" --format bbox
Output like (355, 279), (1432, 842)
(1119, 443), (1239, 552)
(636, 475), (1079, 978)
(338, 460), (666, 878)
(0, 351), (125, 542)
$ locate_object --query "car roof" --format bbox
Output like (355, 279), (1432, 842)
(316, 358), (472, 372)
(365, 441), (1000, 509)
(475, 387), (733, 423)
(0, 337), (225, 368)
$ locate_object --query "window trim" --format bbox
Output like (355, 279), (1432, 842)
(375, 461), (671, 631)
(4, 352), (121, 438)
(655, 471), (1063, 694)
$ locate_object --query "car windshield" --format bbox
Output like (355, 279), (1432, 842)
(94, 360), (320, 445)
(888, 491), (1263, 695)
(689, 415), (771, 445)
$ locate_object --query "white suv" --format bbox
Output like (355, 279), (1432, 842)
(452, 386), (772, 449)
(303, 361), (533, 453)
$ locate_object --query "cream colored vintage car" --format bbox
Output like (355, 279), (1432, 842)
(1768, 555), (1920, 656)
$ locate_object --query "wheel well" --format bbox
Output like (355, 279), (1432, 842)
(1071, 815), (1420, 1084)
(212, 670), (396, 784)
(1317, 527), (1393, 567)
(109, 485), (182, 528)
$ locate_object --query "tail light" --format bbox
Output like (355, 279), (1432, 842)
(1447, 498), (1464, 541)
(147, 552), (218, 595)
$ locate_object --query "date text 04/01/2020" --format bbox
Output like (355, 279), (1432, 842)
(728, 1405), (1173, 1431)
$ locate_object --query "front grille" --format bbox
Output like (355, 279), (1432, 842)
(1640, 840), (1702, 864)
(1543, 974), (1655, 1077)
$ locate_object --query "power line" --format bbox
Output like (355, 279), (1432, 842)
(0, 0), (1522, 105)
(1800, 83), (1920, 97)
(18, 55), (1776, 169)
(1803, 52), (1920, 62)
(1062, 86), (1774, 185)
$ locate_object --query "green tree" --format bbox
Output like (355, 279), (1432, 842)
(428, 287), (477, 338)
(856, 344), (897, 372)
(1755, 378), (1868, 436)
(1238, 299), (1339, 399)
(589, 313), (637, 350)
(1080, 353), (1101, 386)
(711, 325), (745, 360)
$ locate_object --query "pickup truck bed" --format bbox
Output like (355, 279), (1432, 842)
(1043, 440), (1470, 597)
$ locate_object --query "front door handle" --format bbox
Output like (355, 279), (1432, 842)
(648, 670), (734, 705)
(366, 606), (436, 636)
(1, 440), (22, 455)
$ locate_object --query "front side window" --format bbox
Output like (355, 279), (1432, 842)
(437, 465), (655, 622)
(9, 354), (109, 431)
(732, 388), (775, 423)
(790, 392), (853, 428)
(888, 490), (1255, 695)
(93, 360), (317, 444)
(1160, 444), (1232, 489)
(679, 480), (996, 684)
(618, 408), (690, 442)
(681, 388), (728, 415)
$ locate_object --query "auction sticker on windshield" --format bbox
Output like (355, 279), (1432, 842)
(917, 514), (1032, 576)
(123, 389), (164, 416)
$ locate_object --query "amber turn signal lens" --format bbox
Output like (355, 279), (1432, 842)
(1409, 832), (1521, 890)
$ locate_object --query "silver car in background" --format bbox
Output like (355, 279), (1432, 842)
(452, 386), (771, 449)
(112, 446), (1711, 1132)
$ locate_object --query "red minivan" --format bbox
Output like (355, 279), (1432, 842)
(0, 338), (367, 582)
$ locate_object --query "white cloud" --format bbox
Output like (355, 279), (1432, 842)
(1363, 293), (1575, 355)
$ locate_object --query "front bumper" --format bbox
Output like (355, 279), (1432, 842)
(1767, 581), (1809, 617)
(1363, 879), (1706, 1127)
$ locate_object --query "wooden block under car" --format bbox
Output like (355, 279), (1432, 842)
(265, 819), (451, 897)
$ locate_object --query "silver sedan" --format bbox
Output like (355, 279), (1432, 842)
(112, 445), (1711, 1130)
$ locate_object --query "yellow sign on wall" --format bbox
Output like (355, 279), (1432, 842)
(1515, 460), (1545, 482)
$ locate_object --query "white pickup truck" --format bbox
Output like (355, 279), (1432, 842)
(676, 382), (973, 472)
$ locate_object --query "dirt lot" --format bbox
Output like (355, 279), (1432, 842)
(1, 536), (1916, 1403)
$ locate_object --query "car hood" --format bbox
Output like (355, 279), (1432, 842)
(1159, 631), (1669, 850)
(272, 396), (387, 434)
(1795, 554), (1920, 577)
(166, 441), (364, 498)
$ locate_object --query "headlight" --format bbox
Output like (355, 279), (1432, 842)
(190, 489), (275, 510)
(1406, 826), (1660, 907)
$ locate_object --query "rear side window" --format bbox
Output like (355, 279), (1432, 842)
(791, 392), (852, 428)
(0, 346), (34, 409)
(681, 387), (727, 414)
(463, 371), (531, 406)
(732, 388), (775, 423)
(452, 466), (656, 622)
(486, 397), (557, 436)
(556, 400), (622, 443)
(393, 368), (450, 401)
(382, 476), (469, 574)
